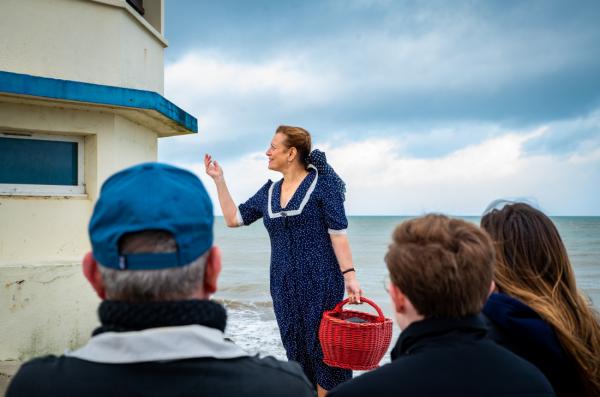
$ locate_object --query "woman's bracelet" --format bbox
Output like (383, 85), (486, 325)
(342, 267), (356, 275)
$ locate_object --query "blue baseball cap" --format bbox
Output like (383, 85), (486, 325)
(89, 162), (213, 270)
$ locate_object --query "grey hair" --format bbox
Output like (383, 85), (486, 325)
(98, 230), (208, 302)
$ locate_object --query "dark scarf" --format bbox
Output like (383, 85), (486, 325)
(391, 316), (487, 359)
(307, 149), (346, 200)
(483, 292), (564, 358)
(93, 299), (227, 336)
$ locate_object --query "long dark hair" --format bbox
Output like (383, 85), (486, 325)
(481, 202), (600, 396)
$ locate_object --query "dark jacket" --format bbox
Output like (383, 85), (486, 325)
(328, 316), (554, 397)
(7, 300), (315, 397)
(483, 292), (585, 397)
(6, 353), (314, 397)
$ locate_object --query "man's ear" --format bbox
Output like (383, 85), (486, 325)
(389, 283), (406, 314)
(203, 246), (222, 297)
(82, 252), (106, 299)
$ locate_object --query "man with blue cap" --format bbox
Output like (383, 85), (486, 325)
(7, 162), (314, 397)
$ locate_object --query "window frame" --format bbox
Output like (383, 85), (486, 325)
(0, 132), (85, 196)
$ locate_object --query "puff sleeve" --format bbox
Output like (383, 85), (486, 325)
(318, 175), (348, 234)
(237, 180), (272, 226)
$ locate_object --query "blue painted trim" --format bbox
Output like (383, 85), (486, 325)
(0, 70), (197, 133)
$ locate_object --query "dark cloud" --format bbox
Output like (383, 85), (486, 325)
(162, 0), (600, 159)
(165, 1), (600, 60)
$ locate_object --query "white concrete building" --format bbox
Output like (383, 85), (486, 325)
(0, 0), (197, 366)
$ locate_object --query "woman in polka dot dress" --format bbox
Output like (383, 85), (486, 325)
(205, 125), (362, 396)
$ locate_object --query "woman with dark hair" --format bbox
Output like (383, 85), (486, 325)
(205, 125), (362, 396)
(481, 202), (600, 397)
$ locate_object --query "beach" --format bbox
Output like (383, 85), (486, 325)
(215, 216), (600, 363)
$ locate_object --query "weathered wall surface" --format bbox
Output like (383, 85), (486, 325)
(0, 262), (100, 361)
(0, 0), (166, 93)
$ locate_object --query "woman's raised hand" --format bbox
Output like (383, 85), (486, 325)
(204, 154), (239, 227)
(204, 154), (223, 181)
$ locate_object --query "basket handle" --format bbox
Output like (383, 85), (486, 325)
(333, 297), (386, 322)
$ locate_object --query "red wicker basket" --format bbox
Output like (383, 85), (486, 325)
(319, 297), (393, 370)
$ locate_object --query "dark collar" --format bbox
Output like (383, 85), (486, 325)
(484, 292), (539, 319)
(93, 299), (227, 336)
(391, 315), (487, 360)
(483, 292), (564, 358)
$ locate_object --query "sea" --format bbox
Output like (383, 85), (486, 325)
(213, 216), (600, 365)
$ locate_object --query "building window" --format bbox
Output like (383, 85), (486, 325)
(127, 0), (145, 15)
(0, 132), (85, 196)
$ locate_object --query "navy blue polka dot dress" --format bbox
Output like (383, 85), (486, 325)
(237, 151), (352, 389)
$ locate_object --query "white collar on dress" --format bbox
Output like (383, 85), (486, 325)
(267, 164), (318, 219)
(65, 324), (249, 364)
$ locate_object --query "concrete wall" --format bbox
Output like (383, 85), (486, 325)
(0, 0), (166, 93)
(0, 0), (179, 365)
(0, 262), (100, 361)
(0, 101), (159, 361)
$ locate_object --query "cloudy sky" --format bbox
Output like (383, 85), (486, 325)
(158, 0), (600, 215)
